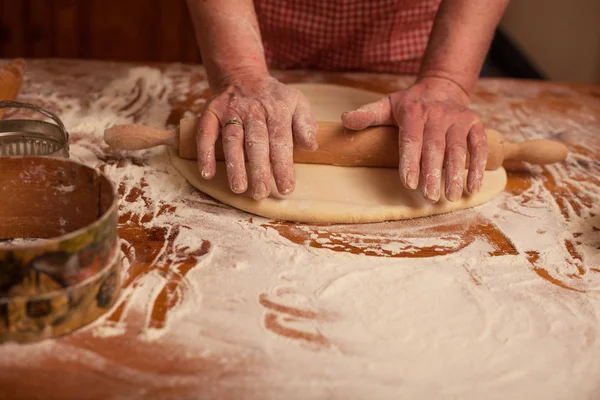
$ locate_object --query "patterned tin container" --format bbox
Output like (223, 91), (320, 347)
(0, 156), (120, 343)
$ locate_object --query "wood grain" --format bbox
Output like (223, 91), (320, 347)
(0, 0), (201, 62)
(54, 0), (80, 58)
(22, 0), (52, 57)
(0, 0), (26, 56)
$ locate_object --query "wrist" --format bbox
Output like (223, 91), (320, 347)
(415, 74), (472, 104)
(210, 63), (270, 91)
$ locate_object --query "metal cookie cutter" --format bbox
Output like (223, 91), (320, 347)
(0, 157), (120, 343)
(0, 100), (69, 158)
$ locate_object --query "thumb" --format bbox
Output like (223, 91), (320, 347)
(341, 97), (394, 130)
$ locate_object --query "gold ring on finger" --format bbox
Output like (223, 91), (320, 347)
(222, 119), (244, 129)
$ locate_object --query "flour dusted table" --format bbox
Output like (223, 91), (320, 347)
(0, 60), (599, 400)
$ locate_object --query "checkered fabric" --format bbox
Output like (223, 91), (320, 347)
(254, 0), (441, 74)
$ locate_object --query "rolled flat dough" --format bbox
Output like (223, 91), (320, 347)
(169, 83), (507, 224)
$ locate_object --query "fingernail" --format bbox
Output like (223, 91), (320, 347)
(423, 173), (441, 203)
(406, 171), (419, 190)
(308, 133), (318, 151)
(231, 175), (246, 193)
(446, 182), (462, 202)
(253, 182), (268, 199)
(425, 185), (440, 203)
(279, 179), (294, 195)
(201, 167), (210, 179)
(469, 174), (483, 194)
(472, 180), (482, 194)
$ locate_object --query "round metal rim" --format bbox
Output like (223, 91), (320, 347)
(0, 100), (69, 141)
(0, 156), (118, 249)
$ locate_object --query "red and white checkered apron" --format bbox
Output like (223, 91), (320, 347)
(254, 0), (441, 74)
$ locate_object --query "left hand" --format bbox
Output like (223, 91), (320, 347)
(341, 76), (488, 203)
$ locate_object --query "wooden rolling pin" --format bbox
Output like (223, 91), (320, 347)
(104, 116), (569, 171)
(0, 58), (26, 118)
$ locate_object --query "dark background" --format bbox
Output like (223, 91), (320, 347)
(0, 0), (202, 63)
(0, 0), (543, 79)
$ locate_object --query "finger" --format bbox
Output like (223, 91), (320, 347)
(292, 96), (318, 151)
(196, 108), (220, 179)
(341, 97), (394, 130)
(444, 124), (468, 202)
(244, 113), (271, 200)
(267, 112), (295, 195)
(420, 113), (447, 203)
(221, 116), (248, 194)
(467, 123), (488, 194)
(398, 103), (425, 190)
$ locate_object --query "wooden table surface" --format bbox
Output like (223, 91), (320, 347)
(0, 59), (599, 400)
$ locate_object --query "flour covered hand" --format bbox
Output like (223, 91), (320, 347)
(186, 0), (319, 200)
(187, 0), (509, 203)
(338, 0), (511, 203)
(341, 76), (488, 203)
(197, 75), (318, 200)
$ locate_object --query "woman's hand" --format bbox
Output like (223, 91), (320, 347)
(341, 76), (488, 203)
(197, 74), (318, 200)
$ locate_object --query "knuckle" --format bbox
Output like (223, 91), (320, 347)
(423, 139), (445, 153)
(296, 121), (317, 138)
(197, 127), (213, 138)
(226, 95), (251, 111)
(427, 107), (446, 121)
(404, 102), (422, 118)
(250, 166), (270, 179)
(221, 130), (244, 144)
(478, 134), (489, 147)
(464, 109), (479, 121)
(469, 121), (485, 134)
(270, 141), (293, 154)
(272, 99), (291, 113)
(470, 131), (488, 148)
(245, 135), (268, 150)
(470, 143), (488, 160)
(476, 130), (488, 143)
(268, 126), (292, 142)
(476, 141), (489, 155)
(423, 129), (446, 148)
(299, 122), (317, 137)
(446, 124), (469, 140)
(204, 95), (220, 107)
(400, 133), (422, 147)
(245, 119), (267, 131)
(399, 125), (423, 142)
(223, 95), (238, 108)
(245, 104), (264, 119)
(447, 112), (464, 126)
(446, 142), (467, 154)
(225, 158), (244, 170)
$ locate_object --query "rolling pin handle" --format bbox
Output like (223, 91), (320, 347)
(0, 58), (26, 119)
(503, 139), (569, 165)
(104, 124), (179, 151)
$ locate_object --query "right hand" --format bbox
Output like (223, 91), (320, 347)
(197, 74), (318, 200)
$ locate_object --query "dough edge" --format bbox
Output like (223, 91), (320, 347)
(168, 147), (507, 224)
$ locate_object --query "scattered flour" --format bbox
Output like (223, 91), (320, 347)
(0, 61), (599, 400)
